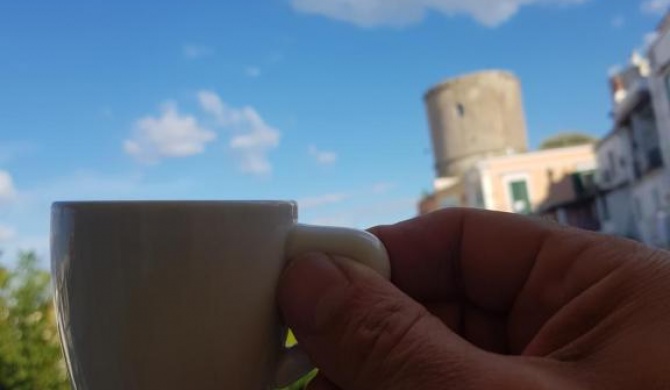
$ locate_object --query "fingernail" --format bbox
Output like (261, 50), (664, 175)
(279, 252), (351, 335)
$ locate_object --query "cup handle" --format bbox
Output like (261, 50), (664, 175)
(273, 224), (391, 388)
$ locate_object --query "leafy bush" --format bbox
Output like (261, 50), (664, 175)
(0, 252), (70, 390)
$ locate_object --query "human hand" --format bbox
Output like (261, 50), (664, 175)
(278, 209), (670, 389)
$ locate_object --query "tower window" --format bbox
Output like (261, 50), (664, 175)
(456, 103), (465, 117)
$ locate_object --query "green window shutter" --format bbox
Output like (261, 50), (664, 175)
(510, 180), (531, 214)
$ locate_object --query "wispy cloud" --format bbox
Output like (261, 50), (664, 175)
(0, 224), (16, 243)
(245, 66), (262, 78)
(370, 182), (396, 194)
(298, 193), (351, 209)
(0, 171), (17, 204)
(308, 197), (417, 228)
(0, 141), (36, 164)
(297, 182), (397, 211)
(642, 0), (670, 15)
(182, 44), (214, 60)
(24, 170), (195, 204)
(198, 91), (280, 175)
(308, 145), (338, 165)
(124, 102), (216, 164)
(611, 15), (625, 29)
(290, 0), (589, 28)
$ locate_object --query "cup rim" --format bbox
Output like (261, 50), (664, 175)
(52, 200), (298, 209)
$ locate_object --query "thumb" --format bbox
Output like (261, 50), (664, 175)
(278, 252), (490, 390)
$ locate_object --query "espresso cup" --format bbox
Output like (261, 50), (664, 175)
(51, 201), (390, 390)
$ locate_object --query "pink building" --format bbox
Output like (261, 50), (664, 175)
(419, 144), (599, 230)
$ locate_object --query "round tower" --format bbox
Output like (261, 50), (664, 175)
(425, 70), (529, 178)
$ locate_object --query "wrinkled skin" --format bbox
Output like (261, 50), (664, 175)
(278, 209), (670, 390)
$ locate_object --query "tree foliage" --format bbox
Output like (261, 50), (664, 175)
(0, 252), (70, 390)
(539, 132), (596, 150)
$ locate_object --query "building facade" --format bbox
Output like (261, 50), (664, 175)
(596, 48), (669, 246)
(420, 145), (598, 225)
(463, 145), (597, 228)
(595, 129), (639, 239)
(649, 14), (670, 171)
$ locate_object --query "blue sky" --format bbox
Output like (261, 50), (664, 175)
(0, 0), (667, 261)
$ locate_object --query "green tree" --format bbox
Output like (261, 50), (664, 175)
(539, 132), (597, 150)
(0, 252), (70, 390)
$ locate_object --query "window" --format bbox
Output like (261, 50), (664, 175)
(509, 179), (531, 214)
(600, 197), (610, 221)
(456, 103), (465, 117)
(547, 169), (555, 182)
(653, 188), (662, 210)
(602, 169), (611, 183)
(634, 197), (643, 221)
(556, 209), (568, 225)
(439, 196), (460, 209)
(607, 151), (617, 177)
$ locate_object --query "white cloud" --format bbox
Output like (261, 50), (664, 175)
(611, 15), (625, 29)
(198, 91), (280, 175)
(290, 0), (588, 28)
(642, 0), (670, 15)
(183, 44), (214, 60)
(0, 224), (16, 243)
(370, 182), (396, 194)
(246, 66), (262, 78)
(124, 102), (216, 164)
(308, 145), (338, 165)
(0, 171), (17, 204)
(298, 193), (351, 209)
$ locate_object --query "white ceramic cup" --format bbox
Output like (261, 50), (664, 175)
(51, 201), (390, 390)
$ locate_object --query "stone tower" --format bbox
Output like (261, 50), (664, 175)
(424, 70), (529, 179)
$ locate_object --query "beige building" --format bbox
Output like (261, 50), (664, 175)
(420, 145), (599, 229)
(463, 145), (596, 215)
